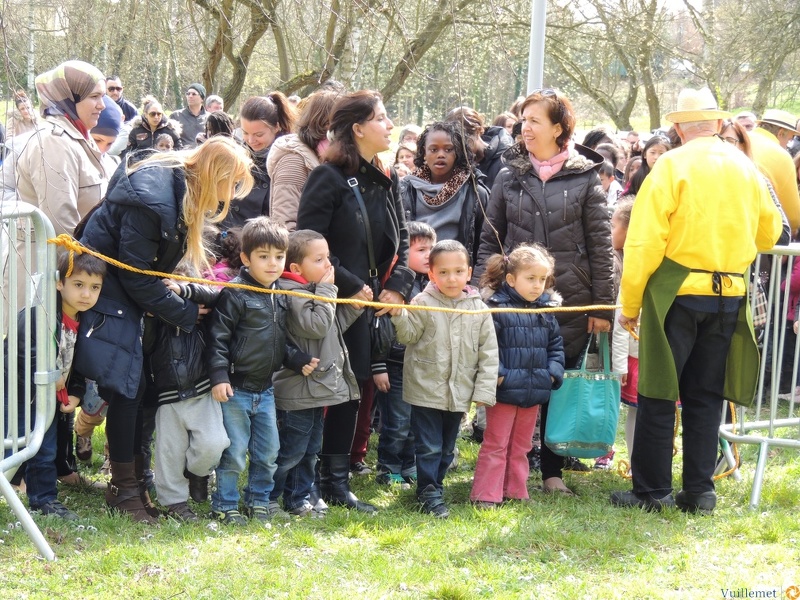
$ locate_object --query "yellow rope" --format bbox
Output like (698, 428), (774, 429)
(49, 234), (621, 315)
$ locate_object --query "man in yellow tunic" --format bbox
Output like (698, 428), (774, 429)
(611, 88), (783, 515)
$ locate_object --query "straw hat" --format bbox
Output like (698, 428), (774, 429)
(665, 88), (731, 123)
(757, 109), (800, 136)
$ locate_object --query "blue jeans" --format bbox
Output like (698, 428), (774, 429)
(212, 387), (279, 511)
(376, 363), (415, 476)
(270, 407), (323, 510)
(410, 405), (463, 499)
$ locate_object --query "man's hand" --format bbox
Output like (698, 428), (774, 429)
(61, 395), (81, 413)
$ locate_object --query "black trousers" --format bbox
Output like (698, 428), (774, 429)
(632, 302), (738, 497)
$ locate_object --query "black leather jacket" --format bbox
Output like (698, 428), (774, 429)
(206, 267), (310, 392)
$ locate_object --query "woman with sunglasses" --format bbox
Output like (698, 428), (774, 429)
(123, 95), (183, 160)
(475, 88), (615, 496)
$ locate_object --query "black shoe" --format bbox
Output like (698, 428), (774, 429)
(184, 469), (210, 503)
(563, 456), (590, 472)
(610, 490), (675, 512)
(675, 490), (716, 515)
(528, 447), (541, 473)
(470, 425), (484, 444)
(33, 500), (79, 520)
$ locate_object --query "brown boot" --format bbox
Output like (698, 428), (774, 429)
(134, 454), (161, 518)
(106, 460), (159, 524)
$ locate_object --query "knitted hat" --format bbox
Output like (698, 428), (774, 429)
(188, 83), (206, 100)
(92, 95), (124, 137)
(665, 88), (730, 123)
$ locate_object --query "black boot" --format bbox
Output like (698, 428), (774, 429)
(134, 454), (161, 518)
(308, 460), (328, 514)
(184, 469), (210, 503)
(319, 454), (377, 514)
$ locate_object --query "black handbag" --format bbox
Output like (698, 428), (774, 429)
(347, 177), (396, 361)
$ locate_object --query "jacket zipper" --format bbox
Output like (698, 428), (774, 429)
(563, 190), (568, 222)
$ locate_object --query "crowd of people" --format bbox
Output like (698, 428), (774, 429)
(2, 58), (799, 526)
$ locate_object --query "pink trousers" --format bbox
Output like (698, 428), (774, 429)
(470, 402), (540, 502)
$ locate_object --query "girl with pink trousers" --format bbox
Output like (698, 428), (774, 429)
(470, 244), (565, 506)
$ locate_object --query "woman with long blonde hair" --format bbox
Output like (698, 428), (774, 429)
(74, 135), (253, 523)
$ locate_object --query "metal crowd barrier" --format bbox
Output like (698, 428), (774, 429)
(1, 201), (57, 560)
(719, 243), (800, 509)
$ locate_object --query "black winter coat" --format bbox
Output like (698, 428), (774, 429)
(205, 267), (311, 392)
(490, 284), (565, 407)
(475, 143), (614, 359)
(124, 115), (183, 159)
(144, 283), (218, 406)
(477, 126), (515, 190)
(297, 159), (415, 381)
(220, 143), (274, 230)
(74, 164), (200, 399)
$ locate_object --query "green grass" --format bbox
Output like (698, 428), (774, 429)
(2, 426), (800, 600)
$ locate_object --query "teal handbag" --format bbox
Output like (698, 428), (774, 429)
(544, 333), (622, 459)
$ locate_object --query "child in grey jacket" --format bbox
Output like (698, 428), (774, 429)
(390, 240), (498, 518)
(271, 230), (363, 516)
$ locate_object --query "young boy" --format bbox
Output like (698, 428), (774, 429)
(373, 221), (436, 488)
(4, 252), (106, 519)
(599, 161), (623, 207)
(390, 240), (498, 518)
(206, 216), (315, 525)
(271, 230), (361, 517)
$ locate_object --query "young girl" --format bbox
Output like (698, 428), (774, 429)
(470, 244), (565, 507)
(625, 135), (670, 196)
(399, 121), (488, 264)
(205, 227), (243, 283)
(610, 197), (639, 459)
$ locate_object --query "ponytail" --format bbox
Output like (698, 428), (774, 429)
(480, 253), (508, 291)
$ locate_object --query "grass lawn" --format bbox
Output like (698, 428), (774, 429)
(1, 425), (799, 600)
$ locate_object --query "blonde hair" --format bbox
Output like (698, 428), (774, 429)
(480, 243), (555, 292)
(128, 136), (254, 272)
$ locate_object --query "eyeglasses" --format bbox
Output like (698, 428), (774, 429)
(186, 91), (199, 96)
(722, 136), (741, 146)
(107, 86), (122, 92)
(148, 111), (163, 118)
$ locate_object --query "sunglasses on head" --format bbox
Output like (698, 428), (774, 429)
(107, 86), (122, 92)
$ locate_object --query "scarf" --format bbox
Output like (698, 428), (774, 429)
(529, 147), (569, 182)
(410, 165), (470, 206)
(35, 61), (104, 137)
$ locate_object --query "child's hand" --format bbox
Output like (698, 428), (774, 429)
(55, 375), (65, 392)
(497, 375), (505, 387)
(212, 383), (234, 402)
(163, 278), (181, 294)
(373, 372), (390, 393)
(350, 285), (373, 310)
(321, 264), (335, 284)
(621, 373), (628, 386)
(794, 321), (799, 335)
(375, 289), (404, 317)
(301, 357), (320, 376)
(196, 304), (211, 323)
(61, 395), (80, 413)
(388, 306), (404, 317)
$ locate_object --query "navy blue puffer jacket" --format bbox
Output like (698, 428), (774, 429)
(490, 283), (565, 407)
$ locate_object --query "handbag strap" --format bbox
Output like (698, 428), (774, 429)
(348, 177), (378, 281)
(579, 332), (611, 374)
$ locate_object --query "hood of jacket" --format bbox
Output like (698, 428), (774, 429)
(266, 133), (321, 177)
(105, 163), (186, 238)
(481, 126), (515, 164)
(129, 115), (183, 138)
(502, 142), (603, 179)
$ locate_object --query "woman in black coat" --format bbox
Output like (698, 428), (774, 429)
(74, 137), (254, 522)
(297, 90), (414, 513)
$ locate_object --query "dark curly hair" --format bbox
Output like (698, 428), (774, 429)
(413, 121), (474, 172)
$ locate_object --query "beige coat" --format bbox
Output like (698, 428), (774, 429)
(391, 282), (498, 412)
(265, 134), (320, 231)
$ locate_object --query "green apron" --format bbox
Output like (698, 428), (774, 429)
(638, 257), (759, 407)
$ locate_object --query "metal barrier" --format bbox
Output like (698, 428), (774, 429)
(1, 200), (57, 560)
(719, 243), (800, 509)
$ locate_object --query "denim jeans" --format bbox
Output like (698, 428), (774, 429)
(410, 405), (463, 499)
(212, 386), (279, 511)
(376, 363), (415, 476)
(270, 407), (323, 510)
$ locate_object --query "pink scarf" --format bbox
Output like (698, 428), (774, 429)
(529, 148), (569, 182)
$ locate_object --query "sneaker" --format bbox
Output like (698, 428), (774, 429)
(350, 461), (372, 476)
(32, 500), (79, 520)
(58, 471), (105, 489)
(211, 509), (247, 525)
(473, 500), (498, 510)
(75, 435), (93, 462)
(675, 490), (716, 515)
(165, 502), (199, 522)
(287, 501), (314, 517)
(593, 450), (615, 470)
(245, 502), (290, 522)
(376, 471), (406, 486)
(563, 456), (590, 472)
(99, 455), (112, 476)
(420, 500), (450, 519)
(610, 490), (675, 512)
